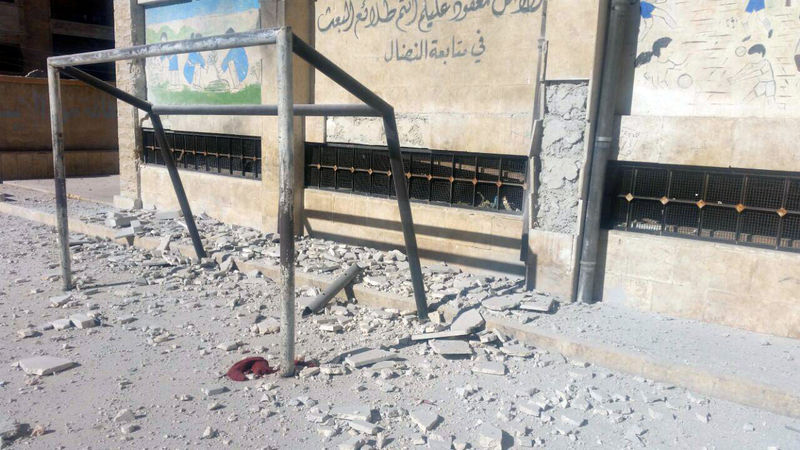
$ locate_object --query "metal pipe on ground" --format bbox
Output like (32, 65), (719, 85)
(276, 28), (296, 378)
(47, 64), (72, 291)
(301, 265), (362, 317)
(576, 0), (631, 303)
(149, 115), (207, 260)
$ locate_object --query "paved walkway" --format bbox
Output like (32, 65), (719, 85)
(5, 175), (119, 205)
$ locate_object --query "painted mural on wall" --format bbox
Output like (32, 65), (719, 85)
(144, 0), (261, 105)
(632, 0), (800, 117)
(316, 0), (542, 65)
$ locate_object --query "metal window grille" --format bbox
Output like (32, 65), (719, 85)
(142, 128), (261, 179)
(603, 162), (800, 253)
(305, 142), (527, 214)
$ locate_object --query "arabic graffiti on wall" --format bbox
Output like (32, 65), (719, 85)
(633, 0), (800, 117)
(318, 0), (542, 64)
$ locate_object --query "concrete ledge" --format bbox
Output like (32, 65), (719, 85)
(1, 201), (799, 419)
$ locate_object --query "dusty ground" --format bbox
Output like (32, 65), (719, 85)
(1, 208), (799, 449)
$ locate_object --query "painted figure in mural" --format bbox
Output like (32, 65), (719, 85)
(744, 0), (773, 39)
(159, 32), (181, 90)
(795, 38), (800, 72)
(635, 37), (691, 89)
(183, 33), (207, 90)
(731, 44), (776, 104)
(220, 28), (249, 93)
(639, 0), (677, 42)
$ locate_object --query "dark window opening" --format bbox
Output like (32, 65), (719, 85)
(603, 162), (800, 253)
(304, 142), (527, 214)
(50, 0), (113, 26)
(142, 128), (261, 180)
(0, 44), (24, 75)
(52, 34), (115, 81)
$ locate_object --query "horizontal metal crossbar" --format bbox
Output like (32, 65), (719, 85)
(151, 104), (381, 117)
(48, 28), (280, 67)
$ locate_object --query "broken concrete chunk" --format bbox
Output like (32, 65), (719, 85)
(201, 385), (229, 397)
(299, 366), (321, 378)
(155, 210), (182, 220)
(348, 419), (379, 435)
(320, 323), (343, 333)
(17, 328), (38, 338)
(410, 407), (441, 432)
(113, 409), (135, 424)
(500, 344), (533, 358)
(257, 317), (280, 335)
(114, 227), (135, 239)
(429, 340), (472, 357)
(52, 318), (73, 331)
(519, 298), (554, 313)
(331, 404), (373, 422)
(17, 356), (76, 376)
(0, 417), (20, 440)
(482, 295), (522, 311)
(69, 313), (97, 329)
(105, 213), (133, 228)
(338, 437), (365, 450)
(344, 349), (396, 368)
(477, 424), (503, 450)
(471, 361), (507, 376)
(518, 401), (542, 416)
(411, 330), (470, 341)
(449, 309), (484, 333)
(49, 294), (72, 308)
(560, 411), (586, 428)
(216, 342), (241, 351)
(120, 423), (139, 434)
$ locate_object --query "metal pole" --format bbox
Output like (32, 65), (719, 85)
(277, 27), (296, 377)
(384, 113), (428, 320)
(150, 114), (207, 260)
(301, 264), (362, 317)
(151, 103), (380, 117)
(47, 65), (72, 291)
(48, 28), (280, 67)
(576, 0), (630, 303)
(61, 66), (152, 112)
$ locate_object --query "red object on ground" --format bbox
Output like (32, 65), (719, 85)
(226, 357), (276, 381)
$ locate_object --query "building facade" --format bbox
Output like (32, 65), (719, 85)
(113, 0), (800, 339)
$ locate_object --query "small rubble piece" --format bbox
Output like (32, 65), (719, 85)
(69, 313), (97, 329)
(560, 411), (586, 429)
(117, 316), (137, 325)
(348, 419), (379, 435)
(478, 424), (503, 450)
(202, 385), (229, 397)
(331, 404), (373, 422)
(411, 330), (470, 341)
(113, 409), (135, 424)
(299, 366), (321, 378)
(429, 340), (472, 357)
(320, 323), (343, 333)
(155, 210), (182, 220)
(49, 294), (72, 308)
(52, 318), (73, 331)
(410, 407), (441, 432)
(518, 401), (541, 416)
(500, 344), (533, 358)
(450, 309), (485, 333)
(114, 227), (136, 239)
(1, 417), (20, 442)
(472, 361), (507, 376)
(482, 295), (521, 311)
(17, 328), (38, 339)
(105, 212), (133, 228)
(338, 437), (365, 450)
(257, 317), (280, 335)
(344, 349), (396, 368)
(217, 342), (242, 352)
(519, 297), (554, 313)
(17, 356), (76, 376)
(98, 425), (136, 441)
(201, 426), (217, 439)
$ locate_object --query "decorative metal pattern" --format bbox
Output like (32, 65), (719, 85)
(142, 128), (261, 179)
(305, 142), (527, 214)
(604, 162), (800, 252)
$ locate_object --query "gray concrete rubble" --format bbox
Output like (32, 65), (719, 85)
(0, 194), (798, 449)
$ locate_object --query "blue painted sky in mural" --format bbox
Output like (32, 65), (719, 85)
(146, 0), (259, 25)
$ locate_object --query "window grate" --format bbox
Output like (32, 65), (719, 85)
(604, 162), (800, 253)
(304, 143), (527, 214)
(142, 128), (261, 179)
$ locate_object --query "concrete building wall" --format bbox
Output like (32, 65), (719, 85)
(603, 2), (800, 338)
(0, 75), (118, 180)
